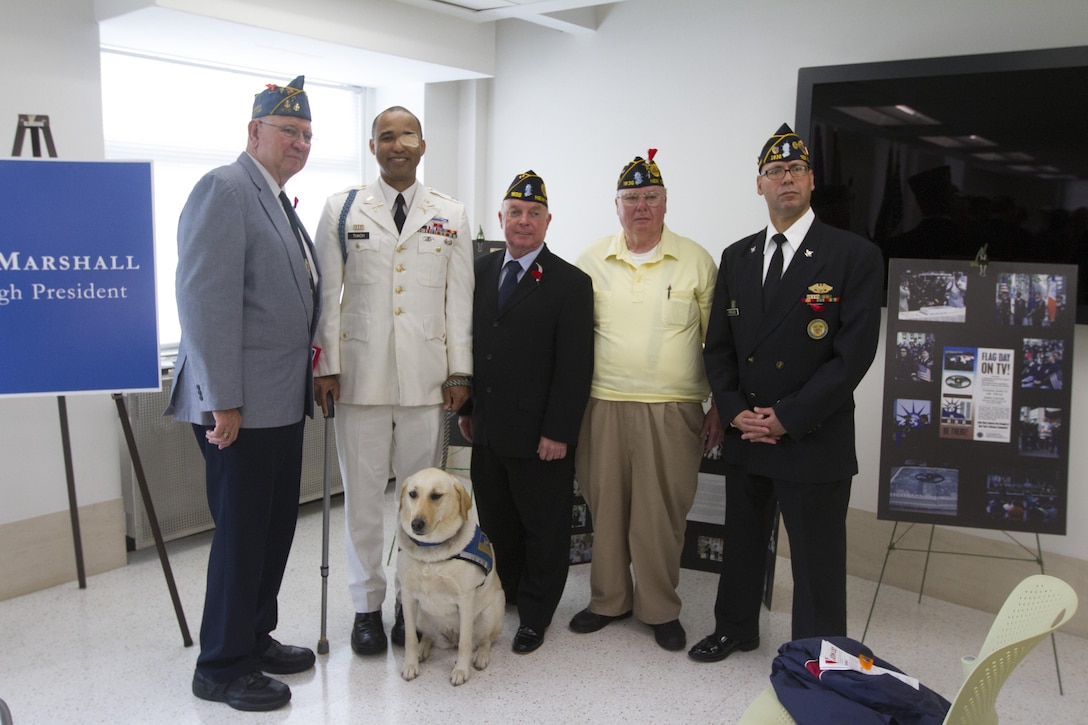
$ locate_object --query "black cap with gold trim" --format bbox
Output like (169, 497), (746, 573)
(758, 123), (810, 169)
(252, 75), (311, 121)
(617, 148), (664, 190)
(504, 170), (548, 206)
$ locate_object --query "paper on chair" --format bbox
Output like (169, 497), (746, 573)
(819, 640), (920, 690)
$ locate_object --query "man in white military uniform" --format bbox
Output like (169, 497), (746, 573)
(312, 106), (474, 654)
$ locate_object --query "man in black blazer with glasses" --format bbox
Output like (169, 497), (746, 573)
(690, 124), (883, 663)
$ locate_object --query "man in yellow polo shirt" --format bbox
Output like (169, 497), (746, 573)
(570, 150), (723, 651)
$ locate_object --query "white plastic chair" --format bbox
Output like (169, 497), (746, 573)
(738, 574), (1079, 725)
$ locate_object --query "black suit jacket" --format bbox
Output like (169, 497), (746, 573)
(467, 244), (594, 458)
(704, 218), (883, 482)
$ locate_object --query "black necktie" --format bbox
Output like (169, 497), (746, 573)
(498, 260), (520, 308)
(394, 193), (407, 234)
(763, 233), (786, 310)
(279, 191), (315, 300)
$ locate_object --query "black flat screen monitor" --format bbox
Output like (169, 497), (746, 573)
(795, 46), (1088, 322)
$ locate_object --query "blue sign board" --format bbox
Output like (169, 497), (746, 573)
(1, 159), (159, 396)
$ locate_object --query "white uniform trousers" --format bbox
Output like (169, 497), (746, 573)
(335, 402), (444, 613)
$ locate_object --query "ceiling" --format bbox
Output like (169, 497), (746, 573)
(395, 0), (631, 34)
(97, 7), (488, 88)
(97, 1), (627, 88)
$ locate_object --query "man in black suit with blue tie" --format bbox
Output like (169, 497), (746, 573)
(458, 171), (594, 654)
(689, 124), (883, 663)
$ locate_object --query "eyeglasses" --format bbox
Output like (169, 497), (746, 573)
(258, 120), (313, 145)
(760, 163), (810, 180)
(617, 191), (666, 207)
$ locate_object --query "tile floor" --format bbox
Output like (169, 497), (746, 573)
(1, 490), (1084, 724)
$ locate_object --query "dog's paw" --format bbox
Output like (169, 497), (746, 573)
(450, 666), (470, 686)
(473, 644), (491, 671)
(401, 660), (421, 681)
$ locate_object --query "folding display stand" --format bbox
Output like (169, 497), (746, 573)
(862, 522), (1064, 693)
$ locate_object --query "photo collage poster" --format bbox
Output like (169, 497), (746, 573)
(878, 259), (1075, 535)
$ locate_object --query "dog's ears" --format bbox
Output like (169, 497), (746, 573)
(452, 475), (473, 521)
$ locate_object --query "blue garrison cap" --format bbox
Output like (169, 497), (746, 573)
(252, 75), (311, 121)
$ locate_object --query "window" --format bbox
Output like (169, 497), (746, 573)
(101, 50), (368, 346)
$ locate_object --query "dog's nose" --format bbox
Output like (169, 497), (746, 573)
(412, 517), (426, 534)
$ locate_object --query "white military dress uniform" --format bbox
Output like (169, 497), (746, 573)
(312, 179), (473, 613)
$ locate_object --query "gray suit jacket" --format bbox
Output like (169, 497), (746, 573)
(166, 152), (319, 427)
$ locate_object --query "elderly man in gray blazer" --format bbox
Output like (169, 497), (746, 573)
(166, 75), (320, 712)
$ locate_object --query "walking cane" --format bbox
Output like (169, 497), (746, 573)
(317, 391), (335, 655)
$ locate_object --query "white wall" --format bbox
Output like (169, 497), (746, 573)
(483, 0), (1088, 559)
(2, 0), (120, 524)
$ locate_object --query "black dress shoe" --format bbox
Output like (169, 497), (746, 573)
(687, 633), (760, 662)
(512, 625), (545, 654)
(651, 619), (687, 651)
(257, 638), (316, 674)
(390, 602), (405, 647)
(569, 607), (633, 633)
(351, 611), (387, 655)
(192, 670), (290, 712)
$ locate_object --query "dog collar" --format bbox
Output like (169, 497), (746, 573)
(407, 525), (495, 577)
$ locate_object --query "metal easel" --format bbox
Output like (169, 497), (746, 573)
(862, 522), (1065, 694)
(11, 115), (192, 646)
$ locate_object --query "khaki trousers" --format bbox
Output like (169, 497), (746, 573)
(575, 398), (704, 624)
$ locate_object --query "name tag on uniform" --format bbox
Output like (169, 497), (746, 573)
(348, 232), (370, 240)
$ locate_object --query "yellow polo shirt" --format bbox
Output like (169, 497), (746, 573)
(576, 225), (717, 403)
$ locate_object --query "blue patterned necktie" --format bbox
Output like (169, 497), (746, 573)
(279, 191), (314, 300)
(498, 260), (520, 308)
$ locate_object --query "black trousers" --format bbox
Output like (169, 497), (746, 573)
(713, 465), (851, 642)
(193, 419), (305, 682)
(470, 444), (574, 631)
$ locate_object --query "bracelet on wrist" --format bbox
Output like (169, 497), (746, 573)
(442, 377), (472, 389)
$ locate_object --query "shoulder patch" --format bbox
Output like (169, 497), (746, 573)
(426, 187), (461, 203)
(336, 183), (368, 197)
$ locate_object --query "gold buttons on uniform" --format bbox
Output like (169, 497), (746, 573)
(747, 356), (754, 363)
(776, 361), (784, 369)
(396, 245), (404, 253)
(396, 264), (405, 272)
(394, 308), (403, 316)
(395, 286), (403, 294)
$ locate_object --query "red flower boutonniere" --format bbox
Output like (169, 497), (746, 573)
(531, 263), (543, 283)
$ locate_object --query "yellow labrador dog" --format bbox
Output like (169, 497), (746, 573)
(397, 468), (505, 686)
